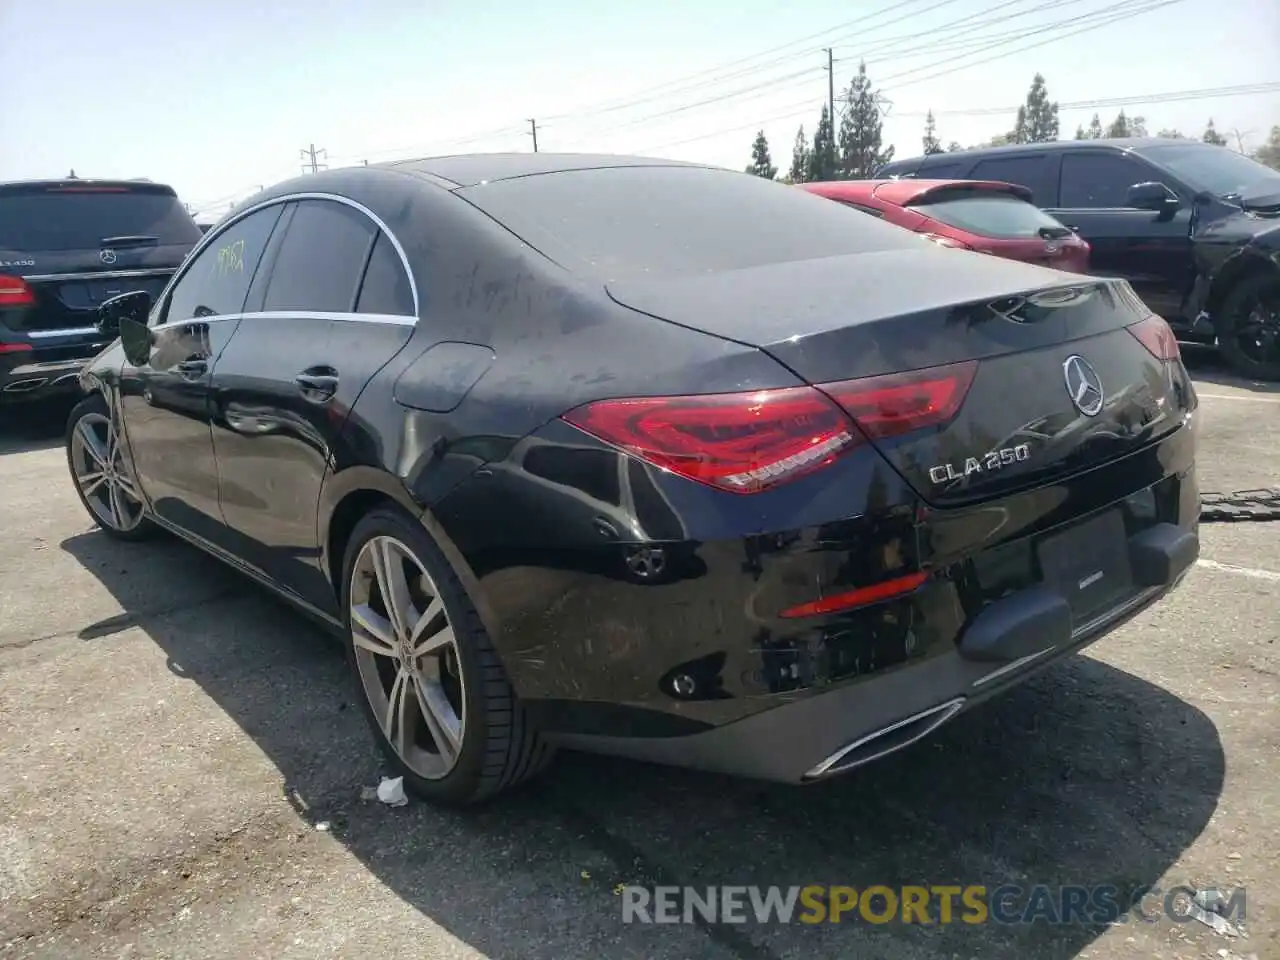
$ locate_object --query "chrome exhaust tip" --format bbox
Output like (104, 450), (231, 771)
(2, 378), (49, 393)
(803, 697), (967, 781)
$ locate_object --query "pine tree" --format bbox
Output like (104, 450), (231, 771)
(922, 111), (943, 154)
(1074, 124), (1087, 140)
(789, 125), (810, 183)
(1011, 105), (1030, 143)
(1087, 113), (1104, 139)
(837, 62), (894, 178)
(1106, 110), (1131, 138)
(808, 105), (838, 182)
(1253, 125), (1280, 170)
(1202, 119), (1228, 146)
(747, 130), (777, 179)
(1023, 73), (1059, 142)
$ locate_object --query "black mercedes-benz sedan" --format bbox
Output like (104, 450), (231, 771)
(65, 153), (1200, 805)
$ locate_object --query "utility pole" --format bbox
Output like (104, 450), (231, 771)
(824, 48), (835, 128)
(300, 143), (328, 174)
(528, 119), (539, 153)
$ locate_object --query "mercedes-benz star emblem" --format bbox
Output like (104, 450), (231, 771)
(1062, 355), (1104, 417)
(99, 249), (117, 264)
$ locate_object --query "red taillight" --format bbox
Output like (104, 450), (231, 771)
(822, 361), (978, 441)
(780, 571), (930, 619)
(560, 361), (976, 495)
(0, 342), (33, 355)
(921, 233), (972, 250)
(1127, 314), (1180, 361)
(561, 386), (861, 494)
(0, 274), (35, 308)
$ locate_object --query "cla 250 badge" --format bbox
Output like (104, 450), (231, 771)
(928, 443), (1031, 484)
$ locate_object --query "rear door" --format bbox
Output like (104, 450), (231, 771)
(1046, 150), (1195, 318)
(209, 198), (418, 612)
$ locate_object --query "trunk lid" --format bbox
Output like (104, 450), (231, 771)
(606, 247), (1191, 507)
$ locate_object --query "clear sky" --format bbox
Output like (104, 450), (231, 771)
(2, 0), (1277, 220)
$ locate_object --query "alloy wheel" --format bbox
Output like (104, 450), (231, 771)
(69, 411), (145, 533)
(349, 535), (466, 780)
(1233, 282), (1280, 366)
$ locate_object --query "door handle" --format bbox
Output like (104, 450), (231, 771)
(294, 367), (339, 402)
(176, 359), (207, 377)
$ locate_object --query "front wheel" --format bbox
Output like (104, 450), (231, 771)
(1217, 272), (1280, 381)
(341, 506), (553, 805)
(65, 393), (156, 541)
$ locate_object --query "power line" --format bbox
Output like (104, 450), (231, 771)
(634, 79), (1276, 156)
(893, 82), (1280, 118)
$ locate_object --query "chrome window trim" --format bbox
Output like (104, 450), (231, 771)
(152, 191), (420, 326)
(151, 310), (416, 333)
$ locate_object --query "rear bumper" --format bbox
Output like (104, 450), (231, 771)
(549, 521), (1196, 784)
(0, 326), (107, 402)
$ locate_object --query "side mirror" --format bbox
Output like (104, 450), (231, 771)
(1126, 181), (1179, 212)
(97, 289), (154, 336)
(119, 317), (155, 367)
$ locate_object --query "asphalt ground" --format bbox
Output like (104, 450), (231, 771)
(0, 346), (1276, 960)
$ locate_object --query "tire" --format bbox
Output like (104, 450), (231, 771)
(340, 505), (553, 805)
(1216, 272), (1280, 381)
(65, 393), (157, 541)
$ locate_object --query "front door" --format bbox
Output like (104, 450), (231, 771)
(209, 199), (418, 613)
(1047, 150), (1195, 320)
(118, 204), (285, 545)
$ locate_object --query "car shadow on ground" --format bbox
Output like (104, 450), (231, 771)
(61, 531), (1225, 960)
(1179, 343), (1280, 394)
(0, 398), (75, 456)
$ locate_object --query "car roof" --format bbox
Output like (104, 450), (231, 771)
(382, 152), (709, 188)
(803, 178), (1032, 205)
(886, 137), (1205, 171)
(0, 178), (179, 195)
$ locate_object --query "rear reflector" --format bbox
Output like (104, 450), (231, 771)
(561, 361), (976, 494)
(0, 274), (35, 308)
(780, 571), (929, 619)
(0, 342), (34, 354)
(1126, 314), (1180, 361)
(822, 360), (978, 441)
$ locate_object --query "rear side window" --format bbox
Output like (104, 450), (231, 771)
(460, 166), (922, 281)
(917, 160), (964, 178)
(968, 155), (1056, 204)
(909, 193), (1068, 239)
(356, 232), (415, 316)
(1059, 152), (1167, 208)
(262, 200), (378, 312)
(0, 185), (201, 251)
(163, 206), (284, 323)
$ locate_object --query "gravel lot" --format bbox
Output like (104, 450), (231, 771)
(1, 348), (1276, 960)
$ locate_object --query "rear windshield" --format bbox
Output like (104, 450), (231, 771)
(909, 192), (1067, 240)
(459, 165), (921, 280)
(0, 186), (202, 251)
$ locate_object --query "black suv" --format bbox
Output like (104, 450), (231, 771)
(878, 139), (1280, 380)
(1, 179), (202, 405)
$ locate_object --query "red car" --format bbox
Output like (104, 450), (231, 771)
(800, 179), (1091, 273)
